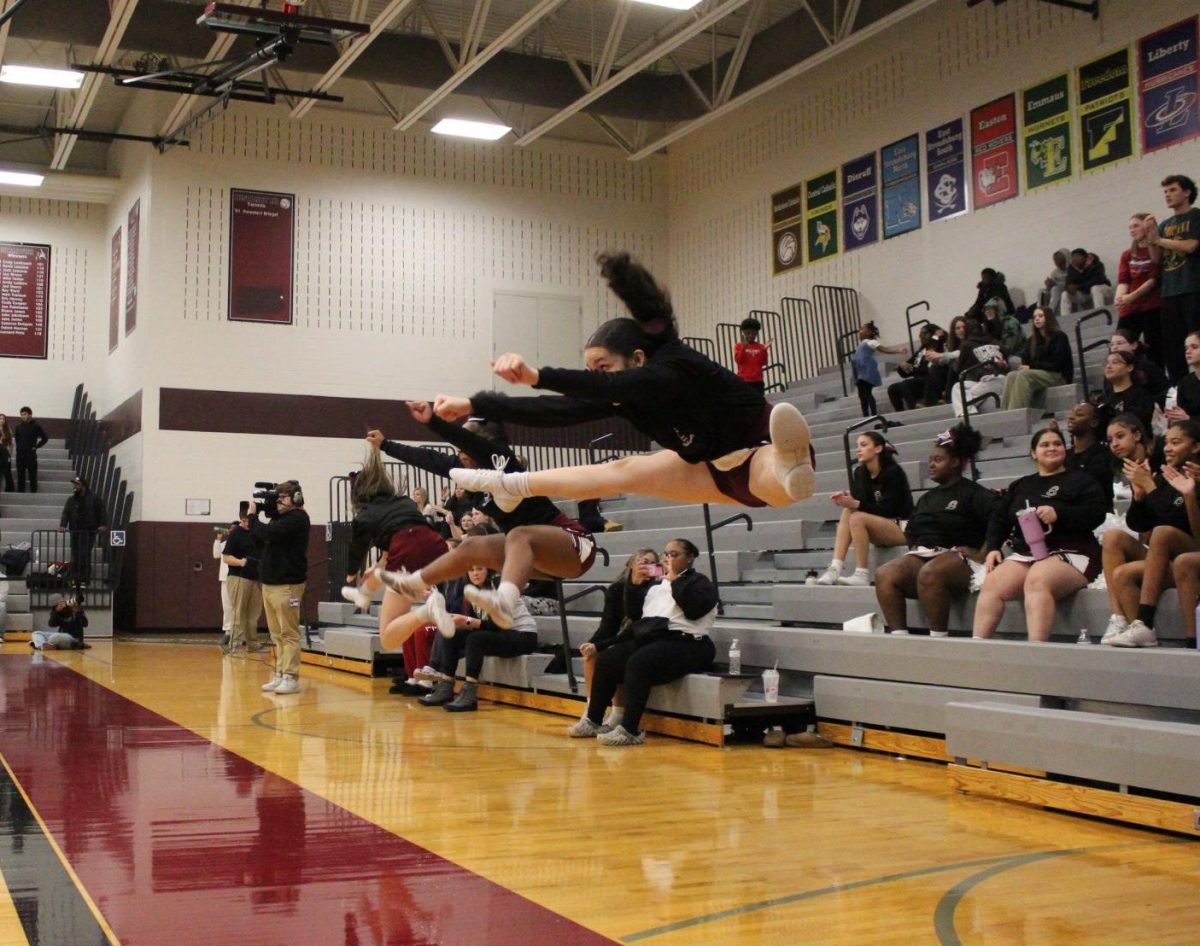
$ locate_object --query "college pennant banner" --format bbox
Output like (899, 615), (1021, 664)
(1137, 17), (1200, 154)
(1022, 73), (1073, 192)
(805, 170), (839, 263)
(1078, 47), (1136, 172)
(925, 119), (967, 221)
(971, 94), (1019, 208)
(881, 134), (921, 239)
(771, 184), (804, 275)
(840, 153), (879, 252)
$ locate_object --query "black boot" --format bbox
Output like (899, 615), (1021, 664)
(418, 680), (455, 706)
(444, 682), (478, 713)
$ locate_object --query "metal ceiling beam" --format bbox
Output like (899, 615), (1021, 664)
(669, 52), (711, 110)
(50, 0), (139, 170)
(514, 0), (755, 146)
(715, 0), (765, 107)
(290, 0), (416, 119)
(837, 0), (862, 42)
(543, 18), (632, 153)
(394, 0), (566, 132)
(459, 0), (493, 66)
(629, 0), (941, 160)
(594, 2), (629, 86)
(800, 0), (833, 46)
(159, 32), (237, 139)
(0, 0), (21, 65)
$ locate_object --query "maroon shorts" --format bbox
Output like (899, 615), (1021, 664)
(705, 450), (768, 508)
(386, 526), (448, 573)
(549, 513), (597, 574)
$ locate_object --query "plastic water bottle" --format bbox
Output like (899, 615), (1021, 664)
(728, 638), (741, 675)
(1076, 626), (1091, 645)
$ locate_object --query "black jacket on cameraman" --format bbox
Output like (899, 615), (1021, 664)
(249, 505), (311, 585)
(60, 490), (107, 531)
(346, 495), (429, 576)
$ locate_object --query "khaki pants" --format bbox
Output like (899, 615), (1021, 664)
(262, 582), (305, 675)
(227, 575), (263, 647)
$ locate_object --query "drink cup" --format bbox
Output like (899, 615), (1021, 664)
(1016, 505), (1053, 560)
(843, 612), (882, 634)
(762, 669), (779, 703)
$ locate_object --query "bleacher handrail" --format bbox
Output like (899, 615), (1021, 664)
(701, 504), (752, 616)
(905, 301), (931, 356)
(836, 328), (861, 398)
(554, 545), (611, 693)
(1073, 307), (1114, 398)
(954, 361), (1003, 445)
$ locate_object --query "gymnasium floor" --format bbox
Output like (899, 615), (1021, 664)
(0, 641), (1195, 946)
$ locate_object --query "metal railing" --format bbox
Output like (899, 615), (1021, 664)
(905, 300), (931, 356)
(681, 335), (721, 364)
(954, 362), (1003, 451)
(837, 328), (862, 398)
(701, 504), (752, 615)
(714, 319), (786, 390)
(554, 546), (610, 694)
(1073, 307), (1114, 398)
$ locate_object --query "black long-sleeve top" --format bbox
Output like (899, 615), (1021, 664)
(851, 462), (914, 520)
(1097, 383), (1156, 432)
(904, 478), (997, 549)
(1126, 474), (1194, 536)
(14, 419), (47, 453)
(48, 606), (88, 644)
(248, 508), (311, 585)
(346, 495), (431, 576)
(625, 567), (719, 623)
(380, 415), (566, 531)
(985, 470), (1107, 555)
(60, 491), (106, 530)
(469, 339), (770, 465)
(1066, 440), (1115, 512)
(588, 577), (652, 652)
(1177, 372), (1200, 418)
(223, 524), (260, 581)
(1021, 331), (1074, 382)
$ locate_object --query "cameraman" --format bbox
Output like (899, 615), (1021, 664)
(247, 480), (310, 695)
(32, 595), (89, 650)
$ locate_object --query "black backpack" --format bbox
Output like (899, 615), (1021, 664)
(1, 544), (32, 577)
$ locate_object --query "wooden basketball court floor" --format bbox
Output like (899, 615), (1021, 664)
(0, 640), (1195, 946)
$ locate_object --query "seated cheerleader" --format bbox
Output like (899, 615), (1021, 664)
(973, 427), (1107, 642)
(873, 425), (996, 636)
(436, 251), (815, 511)
(815, 432), (913, 586)
(1063, 401), (1114, 510)
(1169, 466), (1200, 647)
(1105, 419), (1200, 647)
(1106, 411), (1152, 502)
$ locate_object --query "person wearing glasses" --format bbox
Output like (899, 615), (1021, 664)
(568, 538), (717, 747)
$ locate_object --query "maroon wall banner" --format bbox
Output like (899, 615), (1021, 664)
(970, 94), (1019, 209)
(229, 188), (295, 324)
(0, 242), (51, 360)
(125, 199), (139, 336)
(109, 229), (121, 353)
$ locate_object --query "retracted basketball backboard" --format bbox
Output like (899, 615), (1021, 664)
(198, 2), (370, 47)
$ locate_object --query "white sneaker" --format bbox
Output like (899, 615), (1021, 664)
(341, 585), (372, 610)
(273, 674), (301, 694)
(424, 588), (457, 639)
(769, 403), (815, 501)
(378, 569), (425, 598)
(816, 565), (840, 585)
(450, 467), (521, 512)
(1100, 614), (1128, 645)
(261, 673), (283, 692)
(837, 572), (870, 587)
(1110, 619), (1158, 648)
(928, 630), (949, 638)
(567, 717), (612, 738)
(463, 584), (514, 629)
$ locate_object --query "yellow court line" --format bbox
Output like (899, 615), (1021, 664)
(0, 864), (31, 946)
(0, 755), (122, 946)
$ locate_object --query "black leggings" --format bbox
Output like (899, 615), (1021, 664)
(856, 380), (877, 417)
(434, 628), (537, 679)
(587, 634), (716, 734)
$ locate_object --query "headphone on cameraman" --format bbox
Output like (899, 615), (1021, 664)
(278, 479), (305, 507)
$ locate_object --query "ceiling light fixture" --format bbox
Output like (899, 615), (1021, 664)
(0, 170), (45, 187)
(0, 65), (85, 89)
(430, 118), (511, 140)
(629, 0), (703, 10)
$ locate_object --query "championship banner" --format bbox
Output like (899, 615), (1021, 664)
(840, 153), (878, 252)
(229, 188), (295, 324)
(881, 134), (921, 239)
(0, 243), (50, 360)
(1022, 73), (1073, 192)
(109, 229), (120, 353)
(1078, 47), (1135, 172)
(125, 199), (139, 337)
(970, 94), (1019, 208)
(1138, 17), (1200, 154)
(925, 119), (967, 221)
(804, 170), (839, 263)
(771, 184), (803, 275)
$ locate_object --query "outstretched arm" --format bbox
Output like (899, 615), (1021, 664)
(434, 390), (614, 428)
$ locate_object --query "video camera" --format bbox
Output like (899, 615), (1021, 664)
(252, 481), (280, 516)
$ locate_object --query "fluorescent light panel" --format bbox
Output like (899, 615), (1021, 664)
(0, 65), (85, 89)
(629, 0), (703, 9)
(0, 170), (45, 187)
(430, 118), (511, 140)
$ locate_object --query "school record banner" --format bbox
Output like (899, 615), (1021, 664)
(771, 184), (804, 275)
(971, 94), (1019, 209)
(881, 134), (921, 239)
(1138, 17), (1200, 154)
(1022, 73), (1073, 192)
(805, 170), (839, 263)
(1078, 47), (1135, 172)
(125, 199), (139, 337)
(109, 229), (120, 353)
(841, 153), (878, 252)
(229, 188), (295, 324)
(925, 119), (967, 221)
(0, 243), (50, 359)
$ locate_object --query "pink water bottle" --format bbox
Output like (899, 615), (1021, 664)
(1016, 503), (1053, 560)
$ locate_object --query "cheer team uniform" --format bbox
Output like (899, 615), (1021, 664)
(346, 494), (447, 579)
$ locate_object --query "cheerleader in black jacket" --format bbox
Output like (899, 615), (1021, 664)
(973, 427), (1107, 641)
(434, 252), (815, 512)
(1106, 419), (1200, 647)
(874, 425), (996, 636)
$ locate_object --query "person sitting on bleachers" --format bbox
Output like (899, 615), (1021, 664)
(951, 318), (1008, 418)
(1001, 307), (1072, 410)
(1106, 412), (1154, 506)
(817, 432), (913, 586)
(1094, 351), (1156, 432)
(1063, 402), (1114, 511)
(1170, 475), (1200, 647)
(887, 324), (946, 412)
(1110, 328), (1169, 405)
(1041, 248), (1070, 313)
(1062, 247), (1114, 314)
(1166, 331), (1200, 422)
(575, 548), (658, 732)
(973, 427), (1107, 642)
(568, 538), (717, 747)
(966, 268), (1015, 320)
(1103, 419), (1200, 647)
(980, 297), (1024, 359)
(874, 425), (995, 637)
(923, 316), (967, 405)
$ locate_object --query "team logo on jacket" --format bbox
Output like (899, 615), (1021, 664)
(874, 490), (883, 503)
(945, 500), (959, 511)
(1042, 486), (1060, 498)
(1174, 495), (1185, 506)
(674, 428), (695, 448)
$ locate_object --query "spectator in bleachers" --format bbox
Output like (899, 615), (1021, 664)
(874, 425), (995, 637)
(734, 317), (771, 395)
(966, 268), (1015, 320)
(981, 298), (1024, 358)
(1115, 214), (1162, 362)
(1166, 331), (1200, 421)
(569, 538), (717, 746)
(1170, 516), (1200, 647)
(851, 322), (908, 417)
(951, 318), (1008, 418)
(1061, 248), (1114, 314)
(1106, 412), (1154, 506)
(1109, 328), (1169, 405)
(60, 476), (106, 586)
(574, 548), (659, 731)
(973, 427), (1107, 642)
(923, 316), (968, 405)
(1042, 248), (1070, 314)
(816, 432), (913, 586)
(0, 413), (13, 493)
(14, 406), (47, 493)
(1000, 308), (1072, 410)
(1063, 403), (1114, 511)
(1095, 351), (1156, 432)
(1104, 420), (1200, 647)
(888, 324), (946, 412)
(1145, 174), (1200, 382)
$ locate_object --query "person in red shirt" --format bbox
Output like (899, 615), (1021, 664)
(734, 317), (771, 394)
(1115, 212), (1162, 365)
